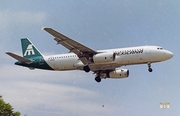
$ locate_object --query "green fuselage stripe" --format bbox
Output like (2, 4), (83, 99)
(15, 56), (53, 70)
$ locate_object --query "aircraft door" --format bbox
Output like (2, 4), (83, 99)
(115, 55), (123, 64)
(145, 47), (151, 61)
(145, 47), (151, 54)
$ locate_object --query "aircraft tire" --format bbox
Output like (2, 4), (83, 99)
(95, 76), (101, 83)
(83, 65), (90, 72)
(148, 68), (153, 72)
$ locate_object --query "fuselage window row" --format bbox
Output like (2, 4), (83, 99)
(48, 55), (77, 61)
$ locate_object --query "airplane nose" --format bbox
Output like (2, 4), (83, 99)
(164, 51), (173, 60)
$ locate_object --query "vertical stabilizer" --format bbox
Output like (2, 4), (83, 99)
(21, 38), (43, 58)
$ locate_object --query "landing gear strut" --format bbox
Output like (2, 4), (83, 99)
(148, 63), (153, 72)
(95, 76), (101, 83)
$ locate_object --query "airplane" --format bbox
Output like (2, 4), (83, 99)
(6, 28), (173, 82)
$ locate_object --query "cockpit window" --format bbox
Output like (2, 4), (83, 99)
(157, 47), (163, 50)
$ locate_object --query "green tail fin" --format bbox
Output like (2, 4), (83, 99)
(21, 38), (43, 58)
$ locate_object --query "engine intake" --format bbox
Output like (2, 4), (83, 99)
(109, 69), (129, 78)
(93, 52), (116, 64)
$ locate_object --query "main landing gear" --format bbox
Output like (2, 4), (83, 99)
(83, 65), (101, 83)
(83, 65), (90, 72)
(95, 76), (101, 83)
(148, 63), (153, 72)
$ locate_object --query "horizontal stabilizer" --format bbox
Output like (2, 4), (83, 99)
(6, 52), (32, 63)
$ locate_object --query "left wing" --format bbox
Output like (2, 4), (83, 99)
(43, 28), (97, 64)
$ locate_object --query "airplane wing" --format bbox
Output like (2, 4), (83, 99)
(6, 52), (32, 63)
(43, 28), (97, 64)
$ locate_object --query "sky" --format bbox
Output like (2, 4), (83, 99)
(0, 0), (179, 116)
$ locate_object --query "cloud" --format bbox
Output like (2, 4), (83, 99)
(0, 10), (46, 38)
(0, 65), (109, 116)
(2, 81), (101, 115)
(0, 10), (46, 30)
(0, 10), (47, 53)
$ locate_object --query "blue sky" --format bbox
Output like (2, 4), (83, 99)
(0, 0), (179, 116)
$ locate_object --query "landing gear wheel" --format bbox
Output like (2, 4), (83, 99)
(148, 63), (153, 72)
(148, 68), (153, 72)
(95, 76), (101, 83)
(83, 65), (90, 72)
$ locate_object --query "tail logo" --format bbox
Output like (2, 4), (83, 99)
(24, 44), (35, 56)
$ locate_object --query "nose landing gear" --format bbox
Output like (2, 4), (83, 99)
(148, 63), (153, 72)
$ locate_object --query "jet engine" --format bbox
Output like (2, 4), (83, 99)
(93, 52), (116, 64)
(109, 69), (129, 78)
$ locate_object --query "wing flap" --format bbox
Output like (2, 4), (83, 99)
(6, 52), (32, 63)
(54, 37), (81, 55)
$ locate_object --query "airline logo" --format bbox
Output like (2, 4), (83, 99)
(24, 44), (35, 56)
(115, 49), (144, 56)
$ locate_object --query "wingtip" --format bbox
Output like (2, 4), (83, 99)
(41, 27), (46, 30)
(42, 27), (51, 31)
(5, 52), (10, 55)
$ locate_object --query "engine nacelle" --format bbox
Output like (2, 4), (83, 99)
(109, 69), (129, 78)
(93, 52), (116, 64)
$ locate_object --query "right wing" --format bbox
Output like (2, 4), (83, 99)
(43, 28), (97, 64)
(6, 52), (32, 63)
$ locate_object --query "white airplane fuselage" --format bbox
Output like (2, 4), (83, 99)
(44, 46), (173, 71)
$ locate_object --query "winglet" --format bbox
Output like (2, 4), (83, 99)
(6, 52), (32, 63)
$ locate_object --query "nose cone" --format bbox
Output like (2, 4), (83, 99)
(164, 51), (173, 60)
